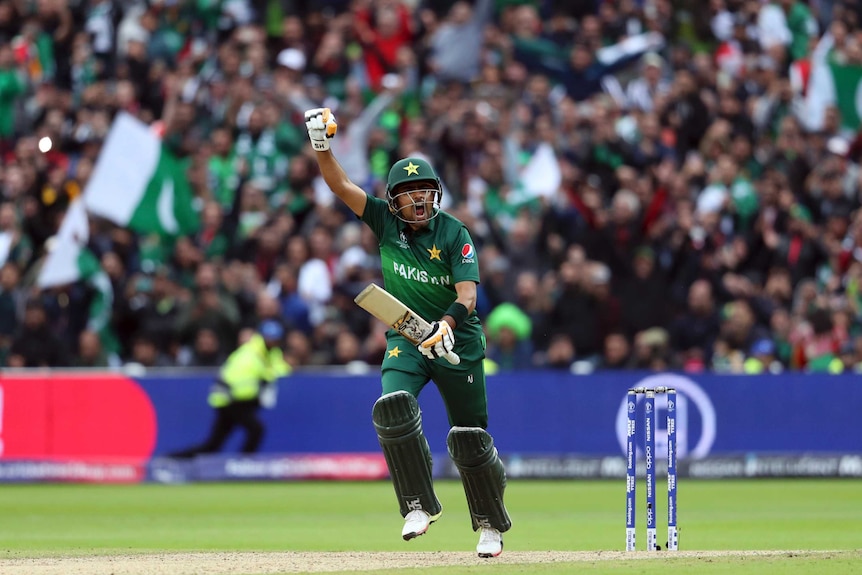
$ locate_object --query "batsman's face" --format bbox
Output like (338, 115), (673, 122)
(392, 180), (440, 227)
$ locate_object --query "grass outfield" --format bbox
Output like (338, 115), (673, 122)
(1, 479), (860, 574)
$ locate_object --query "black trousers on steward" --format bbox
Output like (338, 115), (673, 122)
(170, 399), (265, 457)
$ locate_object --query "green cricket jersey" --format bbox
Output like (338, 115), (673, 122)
(363, 195), (488, 426)
(361, 195), (483, 342)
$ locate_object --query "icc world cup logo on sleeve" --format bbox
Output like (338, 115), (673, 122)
(615, 374), (716, 460)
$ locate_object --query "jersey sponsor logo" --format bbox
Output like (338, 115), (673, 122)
(460, 243), (475, 264)
(393, 261), (450, 285)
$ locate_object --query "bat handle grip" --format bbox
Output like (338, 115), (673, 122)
(443, 350), (461, 365)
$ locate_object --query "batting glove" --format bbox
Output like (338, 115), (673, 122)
(417, 321), (456, 361)
(304, 107), (338, 151)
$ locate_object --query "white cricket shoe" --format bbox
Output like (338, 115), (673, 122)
(476, 527), (503, 557)
(401, 509), (441, 541)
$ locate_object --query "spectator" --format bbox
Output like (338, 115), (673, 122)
(484, 302), (533, 370)
(0, 201), (32, 269)
(119, 266), (184, 357)
(353, 0), (414, 91)
(631, 327), (672, 371)
(125, 332), (173, 369)
(540, 333), (577, 369)
(598, 331), (633, 370)
(547, 257), (599, 358)
(0, 44), (25, 149)
(296, 229), (333, 327)
(711, 336), (745, 372)
(176, 281), (240, 353)
(332, 330), (366, 366)
(617, 246), (669, 338)
(0, 262), (22, 363)
(841, 335), (862, 372)
(283, 328), (311, 366)
(744, 337), (784, 373)
(427, 0), (494, 83)
(767, 203), (829, 285)
(625, 51), (671, 112)
(182, 327), (227, 368)
(584, 261), (623, 355)
(268, 262), (312, 333)
(75, 329), (113, 368)
(662, 69), (710, 159)
(8, 300), (68, 367)
(721, 299), (772, 359)
(669, 279), (722, 365)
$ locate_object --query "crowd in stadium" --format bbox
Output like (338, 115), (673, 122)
(1, 0), (862, 373)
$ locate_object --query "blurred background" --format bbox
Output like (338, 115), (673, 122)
(1, 0), (862, 482)
(2, 0), (862, 374)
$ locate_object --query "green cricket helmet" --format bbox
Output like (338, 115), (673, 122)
(386, 157), (442, 224)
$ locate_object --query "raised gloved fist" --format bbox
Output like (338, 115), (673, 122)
(304, 107), (338, 151)
(417, 321), (456, 362)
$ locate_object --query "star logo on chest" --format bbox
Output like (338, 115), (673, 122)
(388, 346), (402, 358)
(427, 244), (442, 261)
(403, 161), (420, 176)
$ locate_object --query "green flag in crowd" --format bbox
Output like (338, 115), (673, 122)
(829, 62), (862, 132)
(83, 112), (200, 236)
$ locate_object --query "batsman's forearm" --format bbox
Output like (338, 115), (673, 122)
(315, 150), (351, 194)
(442, 283), (477, 329)
(314, 150), (367, 215)
(453, 281), (477, 315)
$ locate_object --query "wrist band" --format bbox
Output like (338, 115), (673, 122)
(444, 302), (469, 328)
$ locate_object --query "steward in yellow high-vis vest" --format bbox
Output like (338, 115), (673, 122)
(170, 320), (291, 458)
(208, 331), (291, 408)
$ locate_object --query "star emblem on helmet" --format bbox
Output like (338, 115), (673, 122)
(403, 161), (420, 176)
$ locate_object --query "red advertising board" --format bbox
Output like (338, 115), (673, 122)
(0, 373), (156, 463)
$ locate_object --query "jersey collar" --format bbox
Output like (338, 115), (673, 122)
(399, 214), (439, 238)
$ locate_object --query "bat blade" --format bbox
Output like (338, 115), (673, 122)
(354, 283), (460, 365)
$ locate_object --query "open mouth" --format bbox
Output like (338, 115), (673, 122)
(415, 205), (426, 219)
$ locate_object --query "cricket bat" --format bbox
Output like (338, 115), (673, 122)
(355, 283), (460, 365)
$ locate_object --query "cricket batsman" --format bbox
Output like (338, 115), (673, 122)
(305, 108), (512, 557)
